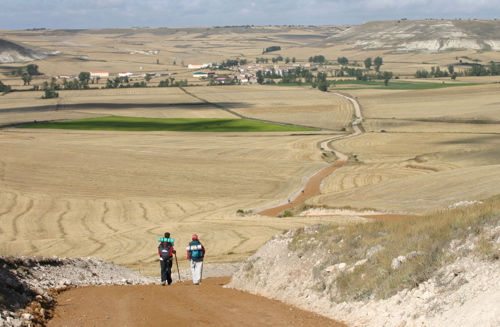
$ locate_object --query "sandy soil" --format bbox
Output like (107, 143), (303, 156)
(47, 277), (346, 327)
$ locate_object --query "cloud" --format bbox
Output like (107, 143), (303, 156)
(0, 0), (499, 29)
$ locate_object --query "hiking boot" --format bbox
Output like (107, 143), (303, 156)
(161, 281), (166, 286)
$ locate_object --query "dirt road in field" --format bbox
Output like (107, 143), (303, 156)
(258, 92), (363, 216)
(47, 277), (346, 327)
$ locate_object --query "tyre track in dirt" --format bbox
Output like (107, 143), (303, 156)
(0, 191), (17, 234)
(10, 197), (34, 242)
(101, 201), (119, 233)
(55, 200), (70, 240)
(80, 203), (106, 257)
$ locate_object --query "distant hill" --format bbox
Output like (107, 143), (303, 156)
(0, 38), (45, 63)
(319, 20), (500, 52)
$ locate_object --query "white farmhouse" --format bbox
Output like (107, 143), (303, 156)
(188, 63), (212, 70)
(90, 71), (109, 78)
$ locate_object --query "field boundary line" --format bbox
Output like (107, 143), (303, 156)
(178, 86), (334, 131)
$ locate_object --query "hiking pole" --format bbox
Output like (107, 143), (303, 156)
(174, 252), (181, 282)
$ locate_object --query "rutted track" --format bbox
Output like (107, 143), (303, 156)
(257, 92), (363, 216)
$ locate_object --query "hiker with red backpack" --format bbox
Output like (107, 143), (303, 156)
(158, 232), (176, 286)
(186, 234), (205, 285)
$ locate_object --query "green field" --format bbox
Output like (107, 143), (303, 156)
(18, 116), (318, 132)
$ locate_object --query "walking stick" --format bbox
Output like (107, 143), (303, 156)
(174, 252), (181, 282)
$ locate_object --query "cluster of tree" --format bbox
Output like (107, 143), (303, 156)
(158, 77), (187, 87)
(41, 89), (59, 99)
(10, 64), (41, 77)
(56, 72), (93, 90)
(464, 62), (500, 76)
(104, 76), (147, 89)
(256, 57), (270, 64)
(312, 72), (328, 91)
(415, 66), (451, 78)
(337, 67), (393, 84)
(40, 78), (59, 99)
(338, 67), (365, 78)
(338, 56), (383, 71)
(309, 55), (326, 64)
(363, 57), (383, 72)
(218, 59), (244, 69)
(280, 67), (314, 84)
(271, 56), (284, 63)
(415, 62), (499, 79)
(337, 57), (349, 65)
(209, 77), (237, 86)
(263, 46), (281, 54)
(0, 80), (11, 93)
(373, 57), (383, 72)
(10, 64), (42, 86)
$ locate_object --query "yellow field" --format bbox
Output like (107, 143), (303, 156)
(187, 85), (354, 130)
(0, 85), (345, 276)
(1, 27), (500, 276)
(308, 84), (500, 214)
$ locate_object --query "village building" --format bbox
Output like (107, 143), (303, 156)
(118, 72), (133, 77)
(90, 71), (109, 78)
(213, 74), (238, 84)
(57, 75), (75, 79)
(193, 71), (215, 78)
(188, 63), (212, 70)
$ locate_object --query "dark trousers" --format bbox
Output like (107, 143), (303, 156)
(160, 258), (173, 284)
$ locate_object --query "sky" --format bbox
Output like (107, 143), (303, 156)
(0, 0), (499, 30)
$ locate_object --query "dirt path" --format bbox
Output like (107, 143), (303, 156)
(258, 92), (363, 216)
(258, 160), (346, 216)
(47, 277), (346, 327)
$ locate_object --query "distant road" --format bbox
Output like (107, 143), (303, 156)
(257, 92), (364, 216)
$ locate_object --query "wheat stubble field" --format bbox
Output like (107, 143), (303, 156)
(308, 84), (500, 213)
(0, 85), (350, 275)
(1, 24), (500, 277)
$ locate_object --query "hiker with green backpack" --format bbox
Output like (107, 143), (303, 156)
(158, 232), (177, 286)
(186, 234), (205, 285)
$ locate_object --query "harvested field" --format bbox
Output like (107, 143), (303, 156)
(187, 85), (354, 130)
(0, 87), (239, 126)
(307, 84), (500, 214)
(0, 85), (351, 276)
(348, 84), (500, 122)
(19, 117), (317, 132)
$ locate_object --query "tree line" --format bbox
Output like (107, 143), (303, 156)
(415, 62), (500, 79)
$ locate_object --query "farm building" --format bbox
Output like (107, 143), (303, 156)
(212, 75), (237, 84)
(188, 63), (212, 70)
(90, 71), (109, 78)
(193, 71), (215, 78)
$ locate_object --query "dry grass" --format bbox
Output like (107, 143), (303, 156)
(290, 195), (500, 301)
